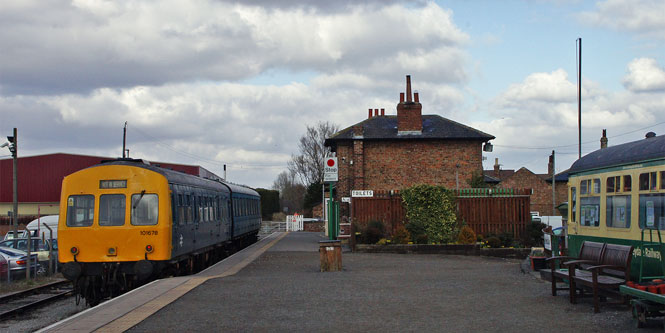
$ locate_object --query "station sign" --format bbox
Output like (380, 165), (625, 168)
(351, 190), (373, 198)
(324, 157), (338, 182)
(341, 197), (351, 203)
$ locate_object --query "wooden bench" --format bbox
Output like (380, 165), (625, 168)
(546, 241), (605, 303)
(570, 243), (634, 313)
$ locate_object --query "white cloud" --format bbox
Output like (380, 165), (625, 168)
(578, 0), (665, 38)
(623, 58), (665, 92)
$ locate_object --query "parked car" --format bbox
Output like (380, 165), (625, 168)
(0, 254), (7, 280)
(0, 238), (57, 263)
(0, 246), (41, 280)
(3, 230), (28, 240)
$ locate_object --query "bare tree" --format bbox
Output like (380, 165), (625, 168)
(272, 171), (306, 214)
(287, 121), (339, 185)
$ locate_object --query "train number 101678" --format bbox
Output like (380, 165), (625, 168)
(140, 230), (158, 236)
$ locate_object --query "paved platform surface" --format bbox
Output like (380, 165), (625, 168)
(42, 232), (654, 332)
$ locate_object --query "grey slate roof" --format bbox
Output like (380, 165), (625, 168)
(324, 115), (494, 147)
(569, 134), (665, 174)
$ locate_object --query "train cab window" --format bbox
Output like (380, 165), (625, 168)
(624, 175), (632, 192)
(131, 193), (159, 226)
(639, 193), (665, 230)
(640, 172), (657, 191)
(606, 195), (631, 228)
(66, 195), (95, 227)
(99, 194), (126, 226)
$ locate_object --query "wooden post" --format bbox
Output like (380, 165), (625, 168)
(319, 240), (342, 272)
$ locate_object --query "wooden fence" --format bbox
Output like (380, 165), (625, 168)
(350, 188), (531, 239)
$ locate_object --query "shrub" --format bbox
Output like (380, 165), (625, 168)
(521, 221), (547, 248)
(361, 220), (385, 244)
(392, 225), (411, 244)
(271, 212), (286, 222)
(402, 184), (458, 244)
(457, 225), (476, 245)
(485, 236), (502, 248)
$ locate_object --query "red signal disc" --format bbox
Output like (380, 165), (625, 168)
(327, 159), (334, 167)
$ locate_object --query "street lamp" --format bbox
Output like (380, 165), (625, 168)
(1, 128), (18, 239)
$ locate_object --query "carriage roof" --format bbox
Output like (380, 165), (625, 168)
(569, 134), (665, 175)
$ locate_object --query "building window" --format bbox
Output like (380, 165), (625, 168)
(580, 196), (600, 227)
(570, 187), (576, 223)
(624, 175), (632, 192)
(99, 194), (126, 226)
(607, 176), (620, 193)
(67, 195), (95, 227)
(640, 172), (657, 191)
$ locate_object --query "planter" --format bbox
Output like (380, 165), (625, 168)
(530, 256), (547, 271)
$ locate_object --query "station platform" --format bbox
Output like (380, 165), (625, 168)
(40, 232), (640, 332)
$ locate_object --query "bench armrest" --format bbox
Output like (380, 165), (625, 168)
(563, 259), (597, 267)
(586, 264), (626, 272)
(545, 256), (574, 262)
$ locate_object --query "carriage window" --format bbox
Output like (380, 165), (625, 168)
(580, 196), (600, 227)
(624, 175), (632, 192)
(99, 194), (126, 226)
(606, 176), (620, 193)
(131, 193), (159, 225)
(178, 194), (184, 225)
(580, 179), (589, 195)
(640, 193), (665, 230)
(66, 195), (95, 227)
(640, 172), (657, 191)
(570, 187), (576, 222)
(606, 195), (630, 228)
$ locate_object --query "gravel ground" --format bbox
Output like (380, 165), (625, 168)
(130, 234), (660, 332)
(0, 296), (86, 333)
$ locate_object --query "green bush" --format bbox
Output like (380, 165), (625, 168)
(402, 184), (458, 244)
(521, 221), (547, 247)
(360, 220), (385, 244)
(391, 225), (411, 244)
(457, 225), (476, 245)
(485, 236), (502, 248)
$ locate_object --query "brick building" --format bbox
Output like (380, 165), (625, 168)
(486, 157), (568, 216)
(324, 76), (494, 217)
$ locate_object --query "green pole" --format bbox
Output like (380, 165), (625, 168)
(329, 182), (333, 240)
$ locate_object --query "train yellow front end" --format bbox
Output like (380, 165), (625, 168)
(58, 163), (172, 304)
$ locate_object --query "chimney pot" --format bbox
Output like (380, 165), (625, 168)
(368, 108), (372, 119)
(406, 75), (412, 102)
(380, 108), (385, 116)
(414, 92), (419, 103)
(374, 108), (379, 116)
(400, 93), (404, 103)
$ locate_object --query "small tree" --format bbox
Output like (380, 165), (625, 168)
(402, 184), (458, 244)
(467, 170), (489, 188)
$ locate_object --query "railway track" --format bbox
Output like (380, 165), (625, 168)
(0, 280), (73, 321)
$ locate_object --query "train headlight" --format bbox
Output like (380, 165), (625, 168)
(70, 247), (79, 255)
(145, 244), (154, 253)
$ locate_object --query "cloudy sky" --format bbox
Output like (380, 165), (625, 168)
(1, 0), (664, 188)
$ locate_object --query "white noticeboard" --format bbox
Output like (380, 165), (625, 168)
(324, 157), (338, 182)
(352, 190), (373, 198)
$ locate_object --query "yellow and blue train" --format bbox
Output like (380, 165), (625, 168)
(567, 132), (665, 280)
(58, 159), (261, 305)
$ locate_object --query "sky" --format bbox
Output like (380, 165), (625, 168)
(1, 0), (665, 189)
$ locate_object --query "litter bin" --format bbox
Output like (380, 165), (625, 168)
(319, 240), (342, 272)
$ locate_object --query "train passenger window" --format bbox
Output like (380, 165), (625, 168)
(570, 187), (576, 222)
(66, 195), (95, 227)
(99, 194), (126, 226)
(131, 193), (159, 226)
(593, 179), (601, 194)
(606, 195), (631, 228)
(639, 193), (665, 230)
(580, 179), (589, 195)
(624, 175), (632, 192)
(640, 172), (657, 191)
(187, 195), (193, 224)
(580, 196), (600, 227)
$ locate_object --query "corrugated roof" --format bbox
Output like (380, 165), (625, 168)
(569, 134), (665, 174)
(324, 115), (494, 147)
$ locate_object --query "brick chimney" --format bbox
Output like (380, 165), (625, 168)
(493, 158), (500, 178)
(548, 155), (554, 175)
(600, 129), (608, 149)
(397, 75), (422, 135)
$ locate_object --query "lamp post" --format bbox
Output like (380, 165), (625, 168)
(1, 128), (18, 238)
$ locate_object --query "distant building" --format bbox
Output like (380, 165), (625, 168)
(324, 76), (494, 217)
(0, 153), (220, 220)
